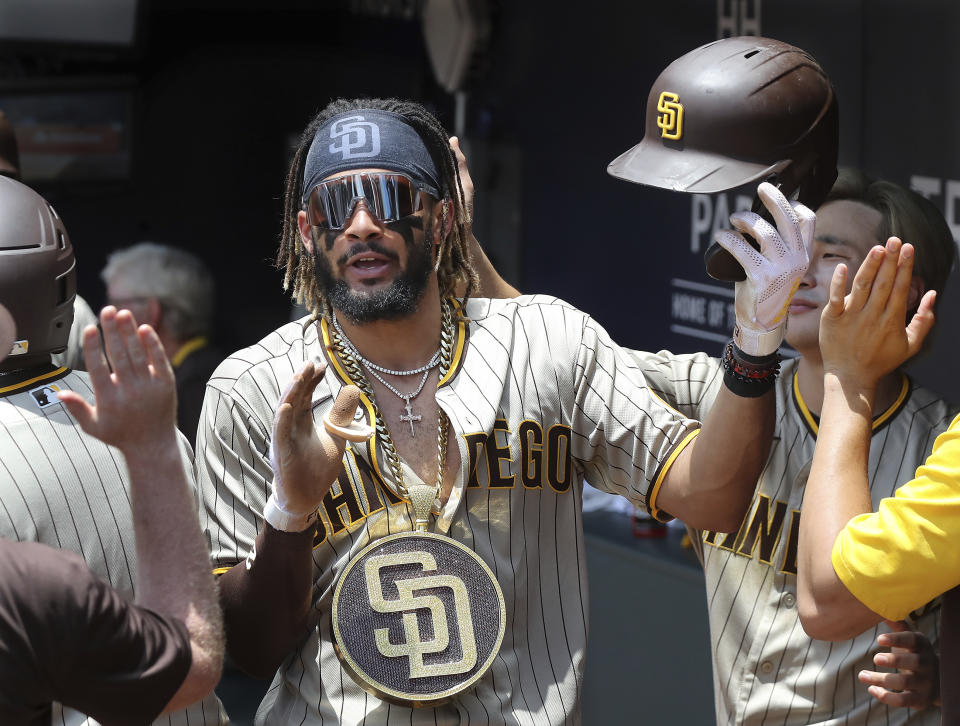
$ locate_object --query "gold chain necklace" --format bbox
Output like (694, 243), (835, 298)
(328, 301), (507, 706)
(329, 301), (454, 529)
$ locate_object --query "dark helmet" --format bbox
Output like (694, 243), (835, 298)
(0, 176), (76, 368)
(607, 36), (838, 280)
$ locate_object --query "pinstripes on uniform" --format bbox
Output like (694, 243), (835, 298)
(196, 295), (701, 725)
(0, 365), (227, 726)
(631, 350), (955, 725)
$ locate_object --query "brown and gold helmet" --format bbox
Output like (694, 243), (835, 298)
(608, 36), (838, 280)
(0, 177), (75, 370)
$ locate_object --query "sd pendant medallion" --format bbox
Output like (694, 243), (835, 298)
(332, 531), (506, 707)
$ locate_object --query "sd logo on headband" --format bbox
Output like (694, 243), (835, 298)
(329, 115), (381, 159)
(656, 92), (684, 141)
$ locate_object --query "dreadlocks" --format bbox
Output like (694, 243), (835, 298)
(277, 98), (479, 321)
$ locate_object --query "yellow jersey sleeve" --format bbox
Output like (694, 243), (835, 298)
(832, 414), (960, 620)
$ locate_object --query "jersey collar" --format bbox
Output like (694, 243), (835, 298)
(792, 369), (911, 437)
(0, 364), (70, 398)
(316, 298), (469, 485)
(170, 336), (208, 368)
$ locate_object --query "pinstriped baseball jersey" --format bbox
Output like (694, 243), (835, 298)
(0, 364), (227, 726)
(631, 350), (955, 725)
(196, 295), (701, 726)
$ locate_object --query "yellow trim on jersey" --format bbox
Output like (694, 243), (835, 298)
(647, 427), (701, 522)
(170, 336), (208, 368)
(318, 317), (383, 479)
(793, 372), (819, 434)
(647, 387), (687, 419)
(212, 566), (233, 576)
(793, 370), (910, 436)
(871, 375), (910, 430)
(0, 366), (68, 395)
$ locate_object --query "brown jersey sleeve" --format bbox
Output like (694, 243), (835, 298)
(0, 539), (192, 726)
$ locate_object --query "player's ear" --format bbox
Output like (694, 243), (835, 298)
(431, 198), (452, 247)
(298, 210), (315, 255)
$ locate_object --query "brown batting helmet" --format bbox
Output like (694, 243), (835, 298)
(607, 36), (838, 280)
(0, 176), (76, 369)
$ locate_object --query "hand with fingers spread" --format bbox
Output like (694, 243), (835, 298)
(715, 182), (815, 356)
(819, 237), (937, 390)
(57, 306), (177, 454)
(859, 620), (940, 710)
(265, 360), (368, 532)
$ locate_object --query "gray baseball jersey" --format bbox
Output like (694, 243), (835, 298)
(632, 350), (954, 725)
(0, 364), (227, 726)
(197, 295), (701, 725)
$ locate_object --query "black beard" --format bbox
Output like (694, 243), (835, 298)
(312, 216), (435, 324)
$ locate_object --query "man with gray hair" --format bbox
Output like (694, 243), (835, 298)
(102, 242), (222, 446)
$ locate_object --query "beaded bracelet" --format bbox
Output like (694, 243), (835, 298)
(721, 341), (780, 397)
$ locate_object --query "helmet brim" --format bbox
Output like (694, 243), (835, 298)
(607, 137), (789, 194)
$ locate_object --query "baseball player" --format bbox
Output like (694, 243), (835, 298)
(0, 176), (228, 726)
(599, 37), (953, 722)
(797, 236), (960, 721)
(0, 301), (223, 725)
(195, 96), (811, 724)
(623, 171), (954, 723)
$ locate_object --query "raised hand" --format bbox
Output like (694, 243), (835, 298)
(715, 182), (815, 356)
(820, 237), (936, 389)
(450, 136), (474, 229)
(859, 620), (939, 710)
(268, 360), (368, 519)
(58, 306), (177, 454)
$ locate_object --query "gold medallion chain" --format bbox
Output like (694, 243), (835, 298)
(328, 302), (455, 518)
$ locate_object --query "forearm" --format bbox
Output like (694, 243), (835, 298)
(124, 435), (224, 708)
(217, 522), (317, 678)
(127, 435), (213, 613)
(797, 373), (878, 638)
(658, 385), (774, 532)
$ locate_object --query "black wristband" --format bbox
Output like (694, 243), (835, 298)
(721, 341), (780, 397)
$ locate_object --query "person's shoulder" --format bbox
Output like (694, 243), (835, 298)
(903, 377), (960, 429)
(464, 294), (587, 326)
(204, 318), (325, 421)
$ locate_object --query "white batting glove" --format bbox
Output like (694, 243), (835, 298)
(715, 182), (815, 357)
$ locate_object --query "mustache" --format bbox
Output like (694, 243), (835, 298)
(336, 240), (400, 267)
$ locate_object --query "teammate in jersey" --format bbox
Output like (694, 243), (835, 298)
(0, 299), (223, 725)
(797, 231), (960, 720)
(0, 175), (229, 726)
(195, 97), (811, 724)
(627, 171), (953, 723)
(600, 37), (952, 722)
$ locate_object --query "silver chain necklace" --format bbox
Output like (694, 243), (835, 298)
(332, 312), (441, 376)
(327, 301), (454, 519)
(331, 312), (441, 436)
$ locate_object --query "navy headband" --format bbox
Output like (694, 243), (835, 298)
(301, 109), (442, 206)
